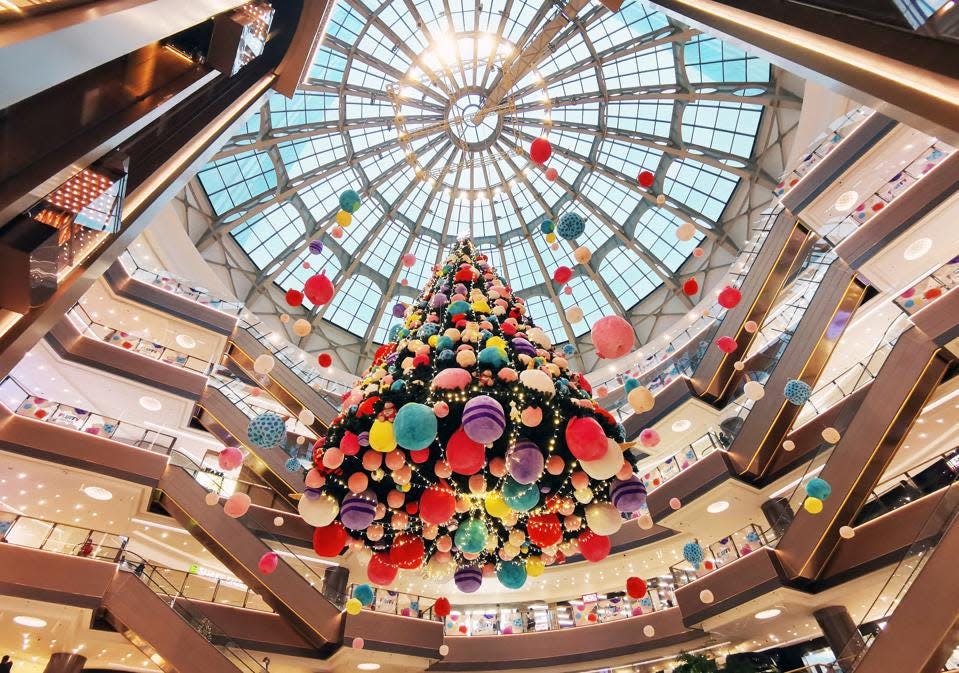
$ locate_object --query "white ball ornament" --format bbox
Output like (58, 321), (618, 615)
(743, 380), (765, 401)
(298, 409), (315, 427)
(839, 526), (855, 539)
(565, 306), (585, 323)
(822, 427), (841, 444)
(439, 645), (450, 657)
(585, 502), (623, 536)
(579, 438), (626, 480)
(253, 354), (276, 375)
(273, 516), (285, 526)
(655, 194), (667, 206)
(782, 440), (795, 451)
(297, 492), (339, 527)
(699, 589), (714, 604)
(643, 625), (656, 637)
(292, 318), (312, 337)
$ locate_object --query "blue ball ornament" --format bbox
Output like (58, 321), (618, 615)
(448, 300), (471, 314)
(417, 323), (440, 339)
(496, 560), (528, 590)
(683, 541), (705, 569)
(478, 347), (508, 368)
(624, 377), (640, 394)
(285, 457), (300, 472)
(540, 219), (555, 235)
(556, 212), (585, 240)
(247, 412), (286, 449)
(390, 380), (406, 392)
(436, 335), (454, 352)
(783, 379), (812, 405)
(805, 477), (832, 500)
(502, 478), (540, 511)
(339, 189), (361, 213)
(563, 344), (576, 356)
(388, 324), (403, 341)
(394, 402), (438, 450)
(454, 518), (488, 554)
(353, 583), (375, 606)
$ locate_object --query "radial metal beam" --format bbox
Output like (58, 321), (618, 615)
(473, 0), (594, 125)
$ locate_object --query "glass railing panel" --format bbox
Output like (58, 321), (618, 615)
(118, 251), (244, 316)
(669, 523), (780, 587)
(894, 257), (959, 315)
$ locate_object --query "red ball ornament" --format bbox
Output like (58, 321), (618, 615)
(638, 170), (655, 188)
(447, 427), (486, 475)
(716, 336), (738, 353)
(304, 273), (335, 306)
(420, 481), (457, 525)
(367, 552), (398, 586)
(285, 289), (304, 307)
(390, 533), (425, 570)
(545, 167), (559, 181)
(682, 278), (699, 296)
(553, 266), (574, 284)
(530, 137), (552, 165)
(527, 513), (563, 548)
(565, 416), (608, 461)
(318, 353), (333, 368)
(717, 286), (742, 309)
(577, 528), (611, 562)
(626, 576), (647, 599)
(434, 597), (451, 618)
(312, 521), (348, 557)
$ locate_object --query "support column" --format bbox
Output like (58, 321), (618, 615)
(42, 653), (86, 673)
(761, 496), (793, 538)
(813, 606), (865, 673)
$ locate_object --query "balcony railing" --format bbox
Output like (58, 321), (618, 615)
(68, 303), (216, 374)
(0, 512), (266, 673)
(894, 257), (959, 315)
(118, 251), (244, 315)
(669, 523), (780, 587)
(636, 432), (723, 493)
(0, 375), (177, 452)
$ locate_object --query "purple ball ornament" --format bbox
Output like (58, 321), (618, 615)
(308, 239), (324, 255)
(392, 303), (407, 318)
(454, 283), (468, 296)
(511, 338), (536, 357)
(358, 431), (370, 447)
(454, 566), (483, 593)
(506, 441), (545, 484)
(610, 476), (648, 513)
(462, 395), (506, 444)
(340, 490), (377, 530)
(431, 293), (449, 308)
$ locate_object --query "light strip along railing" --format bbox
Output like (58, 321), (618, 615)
(237, 317), (351, 402)
(894, 256), (959, 316)
(594, 207), (782, 400)
(166, 451), (349, 609)
(118, 251), (244, 315)
(0, 512), (267, 673)
(816, 138), (954, 247)
(68, 302), (216, 374)
(668, 522), (780, 587)
(0, 375), (177, 451)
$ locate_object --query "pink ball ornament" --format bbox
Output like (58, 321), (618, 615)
(591, 315), (635, 359)
(669, 497), (682, 510)
(435, 461), (453, 479)
(545, 167), (559, 181)
(305, 468), (325, 489)
(402, 253), (416, 267)
(348, 472), (369, 493)
(692, 247), (705, 258)
(596, 386), (608, 399)
(258, 551), (280, 574)
(546, 455), (565, 475)
(522, 406), (543, 427)
(468, 474), (487, 494)
(744, 320), (758, 333)
(353, 638), (365, 650)
(639, 428), (660, 448)
(224, 493), (251, 518)
(551, 243), (559, 251)
(489, 457), (507, 478)
(362, 450), (383, 471)
(716, 336), (738, 353)
(434, 401), (450, 418)
(322, 447), (345, 470)
(563, 286), (573, 295)
(217, 446), (243, 471)
(385, 450), (406, 471)
(387, 490), (405, 509)
(570, 470), (589, 490)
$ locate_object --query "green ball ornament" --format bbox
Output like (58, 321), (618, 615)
(454, 518), (488, 554)
(502, 478), (540, 512)
(393, 402), (437, 450)
(339, 189), (361, 213)
(496, 560), (528, 589)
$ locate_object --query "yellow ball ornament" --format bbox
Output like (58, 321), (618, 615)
(336, 210), (352, 227)
(345, 598), (362, 615)
(428, 335), (439, 347)
(545, 232), (556, 243)
(484, 491), (511, 519)
(526, 556), (545, 577)
(804, 497), (824, 514)
(369, 419), (397, 453)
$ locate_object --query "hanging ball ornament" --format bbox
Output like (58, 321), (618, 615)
(293, 318), (312, 337)
(804, 497), (824, 514)
(339, 189), (362, 213)
(530, 137), (552, 165)
(224, 493), (252, 518)
(839, 526), (855, 539)
(744, 320), (758, 333)
(553, 266), (574, 284)
(822, 427), (841, 444)
(204, 492), (219, 506)
(573, 246), (592, 264)
(304, 272), (335, 306)
(565, 306), (584, 323)
(592, 315), (635, 359)
(682, 278), (699, 296)
(699, 589), (714, 604)
(217, 446), (244, 471)
(638, 170), (654, 188)
(784, 379), (812, 405)
(743, 380), (766, 401)
(556, 212), (586, 240)
(248, 412), (286, 449)
(675, 222), (697, 242)
(717, 286), (742, 309)
(716, 336), (738, 353)
(545, 167), (559, 181)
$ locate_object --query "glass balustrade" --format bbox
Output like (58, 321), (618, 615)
(894, 256), (959, 315)
(118, 251), (244, 315)
(0, 375), (177, 451)
(68, 303), (215, 374)
(0, 512), (266, 673)
(669, 523), (780, 587)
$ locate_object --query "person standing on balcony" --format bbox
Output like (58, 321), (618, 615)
(77, 537), (93, 557)
(1, 654), (13, 673)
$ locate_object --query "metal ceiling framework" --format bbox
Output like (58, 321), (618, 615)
(186, 0), (802, 375)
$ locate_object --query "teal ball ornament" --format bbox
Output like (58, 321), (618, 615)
(624, 377), (640, 394)
(540, 220), (554, 235)
(388, 324), (403, 341)
(478, 347), (508, 368)
(454, 518), (488, 554)
(496, 560), (527, 589)
(449, 300), (471, 314)
(784, 379), (812, 405)
(805, 477), (832, 500)
(248, 412), (286, 449)
(394, 403), (437, 450)
(353, 583), (375, 606)
(557, 212), (585, 240)
(683, 541), (705, 569)
(339, 189), (361, 213)
(502, 478), (540, 512)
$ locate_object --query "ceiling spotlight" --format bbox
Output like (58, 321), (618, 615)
(14, 616), (47, 628)
(833, 190), (859, 212)
(706, 500), (729, 514)
(138, 396), (162, 411)
(671, 419), (692, 433)
(357, 665), (381, 671)
(903, 237), (932, 261)
(175, 334), (196, 350)
(82, 486), (113, 501)
(755, 609), (782, 620)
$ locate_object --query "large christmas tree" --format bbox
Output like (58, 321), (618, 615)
(299, 238), (647, 592)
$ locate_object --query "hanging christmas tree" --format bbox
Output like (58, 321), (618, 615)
(300, 238), (647, 592)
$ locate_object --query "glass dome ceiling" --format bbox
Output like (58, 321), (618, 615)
(194, 0), (780, 363)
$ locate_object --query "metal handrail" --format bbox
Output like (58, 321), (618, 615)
(0, 375), (177, 451)
(68, 303), (215, 375)
(668, 522), (779, 587)
(893, 257), (959, 316)
(118, 251), (244, 315)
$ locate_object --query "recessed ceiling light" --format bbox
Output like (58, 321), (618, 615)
(903, 237), (932, 261)
(138, 396), (162, 411)
(671, 419), (692, 433)
(175, 334), (197, 349)
(834, 190), (859, 212)
(357, 665), (381, 671)
(706, 500), (729, 514)
(755, 609), (782, 620)
(14, 616), (47, 628)
(82, 486), (113, 501)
